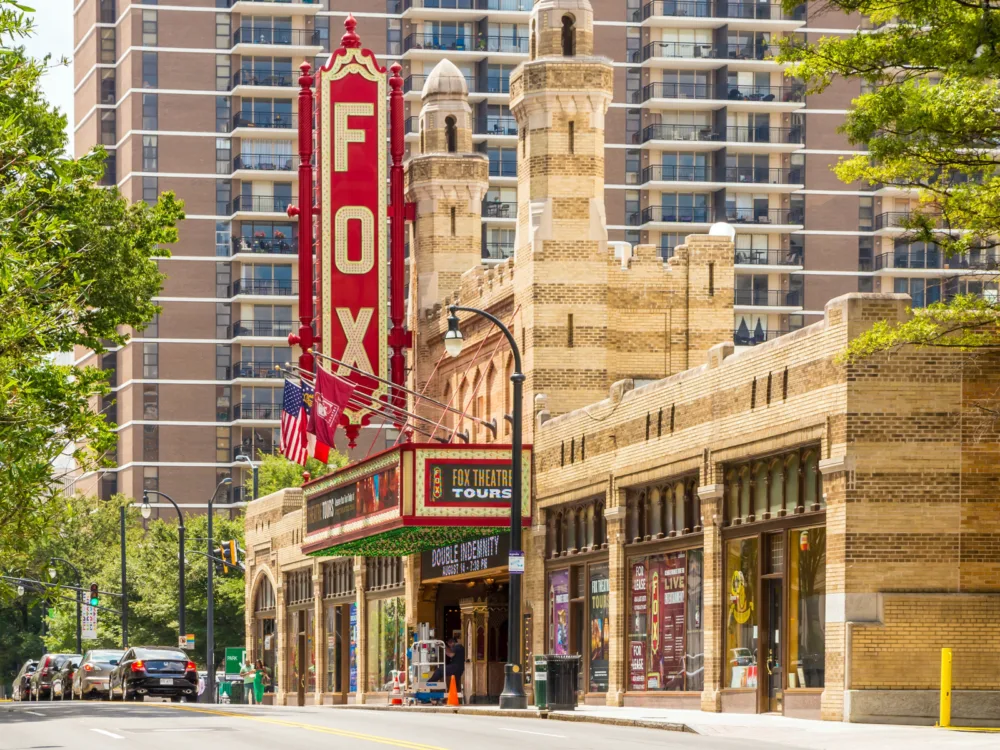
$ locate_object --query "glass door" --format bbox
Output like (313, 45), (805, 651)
(765, 579), (783, 712)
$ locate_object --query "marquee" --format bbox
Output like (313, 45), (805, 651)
(301, 443), (532, 557)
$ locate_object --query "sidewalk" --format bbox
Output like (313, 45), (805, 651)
(336, 703), (1000, 749)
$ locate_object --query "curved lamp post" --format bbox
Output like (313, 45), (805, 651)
(206, 476), (233, 704)
(141, 489), (186, 643)
(445, 304), (527, 710)
(48, 558), (82, 654)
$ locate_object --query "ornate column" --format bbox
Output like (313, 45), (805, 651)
(274, 567), (287, 705)
(604, 483), (627, 707)
(697, 481), (725, 712)
(312, 562), (324, 704)
(353, 556), (367, 703)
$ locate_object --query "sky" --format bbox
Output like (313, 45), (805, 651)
(22, 1), (75, 149)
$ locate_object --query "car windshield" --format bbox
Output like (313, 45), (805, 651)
(53, 654), (81, 668)
(89, 650), (124, 663)
(135, 649), (187, 660)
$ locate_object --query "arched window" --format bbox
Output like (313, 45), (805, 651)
(561, 15), (576, 57)
(445, 115), (457, 153)
(254, 575), (276, 613)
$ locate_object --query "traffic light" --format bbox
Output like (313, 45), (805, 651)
(219, 544), (229, 574)
(219, 540), (238, 574)
(227, 540), (237, 570)
(89, 583), (99, 607)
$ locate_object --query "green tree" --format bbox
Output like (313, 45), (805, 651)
(0, 3), (184, 564)
(779, 0), (1000, 359)
(256, 451), (347, 497)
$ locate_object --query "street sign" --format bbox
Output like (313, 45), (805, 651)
(509, 551), (525, 574)
(179, 634), (195, 651)
(81, 603), (98, 640)
(224, 647), (246, 680)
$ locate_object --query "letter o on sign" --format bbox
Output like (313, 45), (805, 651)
(334, 205), (375, 275)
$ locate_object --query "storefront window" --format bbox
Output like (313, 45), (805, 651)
(788, 527), (826, 688)
(549, 570), (570, 655)
(366, 596), (406, 692)
(589, 565), (609, 692)
(349, 603), (358, 693)
(326, 605), (342, 692)
(725, 538), (759, 689)
(306, 609), (316, 692)
(627, 549), (703, 691)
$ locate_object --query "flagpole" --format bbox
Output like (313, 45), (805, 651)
(306, 349), (499, 435)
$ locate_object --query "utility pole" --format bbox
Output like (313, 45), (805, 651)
(206, 477), (232, 703)
(120, 504), (128, 648)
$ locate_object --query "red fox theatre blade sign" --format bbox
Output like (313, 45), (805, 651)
(316, 24), (388, 434)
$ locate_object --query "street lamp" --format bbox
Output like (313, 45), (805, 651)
(142, 489), (187, 646)
(206, 476), (233, 704)
(445, 305), (527, 710)
(234, 453), (258, 502)
(49, 557), (82, 655)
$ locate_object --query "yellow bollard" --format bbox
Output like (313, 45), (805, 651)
(938, 647), (952, 728)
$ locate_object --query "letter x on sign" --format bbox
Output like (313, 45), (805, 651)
(337, 307), (374, 374)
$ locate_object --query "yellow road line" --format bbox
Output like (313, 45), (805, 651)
(162, 704), (447, 750)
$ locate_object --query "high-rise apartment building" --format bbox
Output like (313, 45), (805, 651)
(73, 0), (978, 505)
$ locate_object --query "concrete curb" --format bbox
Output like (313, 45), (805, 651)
(332, 704), (695, 733)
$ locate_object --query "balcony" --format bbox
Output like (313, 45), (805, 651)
(723, 42), (782, 61)
(724, 166), (804, 186)
(231, 195), (296, 216)
(734, 289), (802, 307)
(873, 211), (945, 232)
(230, 279), (298, 297)
(483, 200), (516, 219)
(488, 159), (517, 178)
(724, 125), (804, 146)
(232, 27), (321, 52)
(483, 115), (518, 136)
(630, 205), (713, 225)
(231, 69), (296, 94)
(725, 84), (805, 103)
(233, 153), (298, 175)
(405, 116), (419, 134)
(483, 241), (514, 260)
(232, 111), (295, 135)
(733, 326), (789, 346)
(638, 123), (721, 144)
(404, 32), (481, 55)
(735, 247), (803, 267)
(641, 164), (713, 184)
(229, 320), (295, 338)
(725, 206), (802, 226)
(231, 361), (285, 380)
(403, 0), (531, 9)
(228, 0), (320, 12)
(639, 41), (721, 63)
(636, 81), (714, 103)
(638, 0), (803, 24)
(232, 403), (282, 421)
(231, 235), (297, 256)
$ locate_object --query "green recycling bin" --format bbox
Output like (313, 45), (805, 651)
(533, 655), (548, 709)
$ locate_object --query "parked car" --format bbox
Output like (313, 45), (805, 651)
(109, 647), (197, 702)
(72, 649), (125, 700)
(11, 660), (36, 701)
(29, 654), (81, 700)
(51, 658), (81, 700)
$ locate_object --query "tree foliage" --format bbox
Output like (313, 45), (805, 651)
(0, 3), (184, 563)
(779, 0), (1000, 357)
(256, 451), (347, 497)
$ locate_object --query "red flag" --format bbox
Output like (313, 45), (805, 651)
(302, 380), (331, 463)
(313, 366), (356, 449)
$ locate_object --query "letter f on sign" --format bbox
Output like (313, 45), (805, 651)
(334, 102), (374, 172)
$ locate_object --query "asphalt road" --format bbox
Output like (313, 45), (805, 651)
(0, 700), (759, 750)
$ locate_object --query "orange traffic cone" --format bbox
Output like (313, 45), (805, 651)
(446, 675), (459, 706)
(390, 671), (403, 706)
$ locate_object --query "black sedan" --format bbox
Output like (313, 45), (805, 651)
(51, 658), (80, 700)
(109, 647), (198, 702)
(11, 660), (36, 701)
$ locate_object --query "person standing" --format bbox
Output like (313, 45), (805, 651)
(253, 659), (267, 704)
(240, 659), (256, 705)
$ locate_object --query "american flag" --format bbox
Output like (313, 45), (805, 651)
(280, 379), (308, 466)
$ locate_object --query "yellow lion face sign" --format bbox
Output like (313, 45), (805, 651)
(729, 570), (754, 625)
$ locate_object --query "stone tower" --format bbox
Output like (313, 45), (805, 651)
(510, 0), (615, 420)
(406, 59), (490, 410)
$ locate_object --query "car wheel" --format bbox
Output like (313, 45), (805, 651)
(170, 696), (181, 703)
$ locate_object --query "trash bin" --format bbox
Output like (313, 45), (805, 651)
(545, 654), (580, 711)
(533, 655), (548, 710)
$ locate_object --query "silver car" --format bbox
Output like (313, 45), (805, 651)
(71, 649), (124, 699)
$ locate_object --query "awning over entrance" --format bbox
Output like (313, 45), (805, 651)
(301, 443), (532, 557)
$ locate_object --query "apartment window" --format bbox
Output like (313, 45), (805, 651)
(99, 0), (115, 23)
(143, 343), (158, 378)
(142, 177), (157, 205)
(790, 194), (805, 224)
(217, 427), (231, 463)
(217, 303), (232, 341)
(625, 149), (639, 183)
(625, 230), (640, 247)
(216, 13), (230, 49)
(217, 386), (232, 422)
(143, 467), (159, 493)
(143, 384), (159, 419)
(626, 0), (641, 20)
(216, 138), (231, 175)
(387, 19), (401, 56)
(216, 96), (231, 133)
(660, 232), (683, 260)
(626, 27), (640, 63)
(894, 277), (941, 308)
(858, 196), (873, 231)
(142, 10), (157, 46)
(217, 54), (231, 92)
(101, 151), (117, 186)
(145, 312), (159, 338)
(858, 237), (874, 272)
(625, 190), (640, 226)
(217, 345), (232, 380)
(626, 67), (640, 102)
(143, 425), (159, 461)
(141, 51), (157, 88)
(142, 135), (158, 170)
(625, 108), (640, 144)
(216, 262), (232, 299)
(100, 70), (116, 104)
(216, 221), (232, 257)
(216, 179), (232, 215)
(100, 110), (116, 146)
(142, 93), (158, 129)
(858, 276), (873, 292)
(100, 28), (116, 64)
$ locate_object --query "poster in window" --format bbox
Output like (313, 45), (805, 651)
(661, 551), (686, 690)
(647, 558), (662, 689)
(349, 602), (358, 693)
(629, 640), (646, 691)
(550, 570), (569, 655)
(589, 565), (609, 692)
(630, 561), (647, 691)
